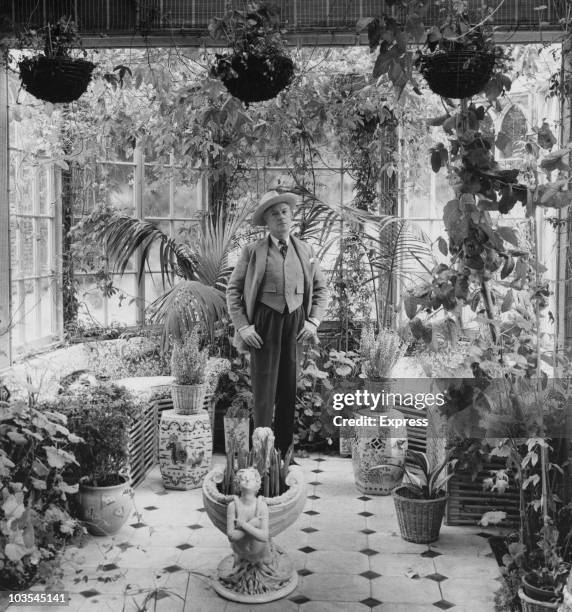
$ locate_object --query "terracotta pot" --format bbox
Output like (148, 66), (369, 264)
(78, 476), (132, 536)
(202, 467), (306, 538)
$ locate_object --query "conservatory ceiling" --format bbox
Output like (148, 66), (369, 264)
(2, 0), (567, 46)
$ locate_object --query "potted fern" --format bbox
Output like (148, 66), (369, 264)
(208, 2), (294, 104)
(170, 327), (209, 415)
(17, 16), (95, 104)
(386, 449), (457, 544)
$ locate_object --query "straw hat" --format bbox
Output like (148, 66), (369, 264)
(251, 190), (298, 226)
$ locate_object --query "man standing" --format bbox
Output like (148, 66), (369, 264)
(226, 190), (328, 458)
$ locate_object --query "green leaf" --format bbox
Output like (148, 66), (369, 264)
(437, 236), (448, 256)
(496, 226), (519, 247)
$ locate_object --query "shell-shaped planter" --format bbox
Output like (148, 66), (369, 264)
(202, 467), (306, 538)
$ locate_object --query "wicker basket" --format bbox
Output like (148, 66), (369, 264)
(518, 589), (560, 612)
(202, 467), (306, 538)
(213, 52), (294, 103)
(392, 486), (448, 544)
(171, 383), (207, 415)
(416, 50), (495, 99)
(19, 56), (95, 104)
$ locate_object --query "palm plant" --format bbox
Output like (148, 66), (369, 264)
(84, 204), (253, 344)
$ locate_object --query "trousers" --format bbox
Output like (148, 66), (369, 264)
(249, 302), (304, 455)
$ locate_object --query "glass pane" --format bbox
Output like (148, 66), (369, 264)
(38, 167), (48, 214)
(24, 279), (37, 341)
(173, 179), (199, 217)
(77, 275), (107, 328)
(144, 165), (171, 217)
(98, 163), (135, 213)
(18, 218), (35, 276)
(311, 169), (343, 208)
(39, 278), (55, 338)
(38, 219), (50, 274)
(15, 165), (34, 214)
(106, 274), (138, 325)
(11, 281), (25, 347)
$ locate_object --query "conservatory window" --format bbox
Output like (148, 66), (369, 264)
(74, 149), (205, 329)
(9, 150), (63, 357)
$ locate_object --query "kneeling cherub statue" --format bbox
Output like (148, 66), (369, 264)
(218, 466), (293, 597)
(227, 467), (272, 565)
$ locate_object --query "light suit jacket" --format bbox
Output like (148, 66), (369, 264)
(226, 235), (328, 353)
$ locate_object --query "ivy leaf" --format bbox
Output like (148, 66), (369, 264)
(356, 17), (375, 34)
(534, 121), (557, 150)
(540, 148), (570, 173)
(500, 255), (515, 280)
(501, 289), (514, 312)
(373, 51), (393, 78)
(496, 226), (519, 247)
(7, 430), (27, 444)
(403, 292), (417, 319)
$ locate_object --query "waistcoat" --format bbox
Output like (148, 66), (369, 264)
(258, 239), (304, 313)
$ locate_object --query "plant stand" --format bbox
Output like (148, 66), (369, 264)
(159, 409), (212, 490)
(350, 408), (407, 495)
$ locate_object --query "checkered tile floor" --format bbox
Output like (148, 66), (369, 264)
(1, 455), (502, 611)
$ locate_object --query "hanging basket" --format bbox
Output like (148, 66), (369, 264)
(212, 52), (294, 103)
(19, 56), (95, 104)
(416, 50), (495, 99)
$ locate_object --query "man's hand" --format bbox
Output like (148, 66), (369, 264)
(297, 320), (318, 344)
(239, 325), (263, 349)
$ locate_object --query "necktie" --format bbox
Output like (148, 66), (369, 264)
(278, 239), (288, 259)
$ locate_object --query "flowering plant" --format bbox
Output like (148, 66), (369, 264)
(170, 327), (209, 386)
(358, 324), (406, 381)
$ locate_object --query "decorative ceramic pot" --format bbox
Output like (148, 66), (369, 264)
(171, 382), (207, 415)
(78, 475), (132, 536)
(159, 409), (212, 490)
(351, 406), (407, 495)
(223, 415), (250, 456)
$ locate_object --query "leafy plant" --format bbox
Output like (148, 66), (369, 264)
(49, 383), (142, 487)
(208, 2), (294, 103)
(221, 427), (286, 498)
(15, 16), (84, 59)
(0, 396), (85, 590)
(377, 449), (457, 500)
(170, 327), (209, 386)
(295, 346), (361, 448)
